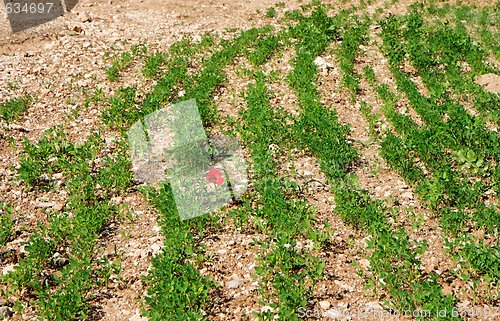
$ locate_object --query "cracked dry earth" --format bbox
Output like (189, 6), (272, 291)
(1, 0), (499, 321)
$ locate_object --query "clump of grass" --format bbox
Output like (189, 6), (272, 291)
(0, 96), (32, 122)
(106, 44), (147, 81)
(265, 6), (277, 18)
(0, 202), (15, 246)
(5, 126), (133, 320)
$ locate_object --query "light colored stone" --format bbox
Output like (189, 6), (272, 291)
(476, 73), (500, 94)
(79, 11), (93, 23)
(111, 196), (123, 205)
(365, 301), (383, 311)
(442, 284), (453, 296)
(53, 173), (64, 179)
(53, 202), (65, 211)
(319, 300), (330, 310)
(324, 309), (342, 319)
(128, 313), (147, 321)
(227, 275), (244, 289)
(261, 306), (273, 313)
(333, 280), (354, 292)
(314, 56), (333, 69)
(401, 191), (414, 199)
(149, 243), (162, 256)
(359, 258), (370, 269)
(2, 264), (16, 275)
(36, 201), (55, 208)
(301, 170), (313, 177)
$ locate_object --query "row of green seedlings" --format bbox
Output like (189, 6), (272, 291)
(0, 49), (162, 321)
(390, 8), (499, 199)
(213, 7), (379, 319)
(228, 7), (380, 319)
(0, 35), (164, 321)
(237, 71), (327, 320)
(134, 6), (350, 319)
(106, 43), (147, 82)
(422, 2), (499, 60)
(361, 71), (500, 305)
(0, 202), (15, 248)
(0, 31), (234, 320)
(375, 10), (500, 287)
(103, 27), (281, 133)
(110, 27), (287, 320)
(0, 7), (295, 320)
(103, 34), (223, 131)
(224, 10), (347, 319)
(0, 95), (32, 123)
(331, 9), (371, 100)
(428, 5), (500, 125)
(286, 6), (461, 319)
(410, 3), (500, 127)
(1, 127), (131, 320)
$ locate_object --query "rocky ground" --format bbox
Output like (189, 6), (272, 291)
(1, 0), (498, 320)
(0, 2), (305, 320)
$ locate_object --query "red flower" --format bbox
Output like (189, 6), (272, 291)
(206, 168), (224, 185)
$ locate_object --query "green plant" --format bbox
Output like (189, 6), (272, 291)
(0, 96), (32, 122)
(452, 148), (488, 174)
(265, 7), (277, 18)
(0, 202), (15, 246)
(106, 44), (147, 81)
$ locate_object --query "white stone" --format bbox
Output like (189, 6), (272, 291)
(2, 264), (17, 275)
(314, 56), (333, 69)
(79, 11), (93, 23)
(402, 191), (414, 199)
(227, 276), (244, 289)
(333, 280), (354, 292)
(129, 313), (148, 321)
(150, 244), (162, 255)
(36, 201), (55, 208)
(319, 300), (330, 310)
(365, 301), (383, 311)
(261, 306), (273, 313)
(359, 258), (370, 269)
(324, 309), (342, 319)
